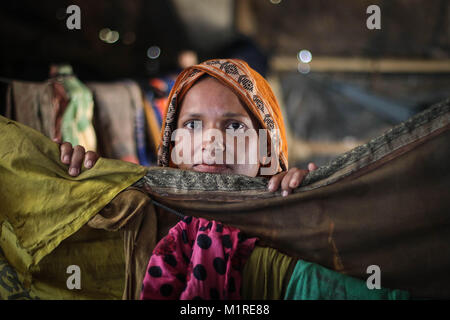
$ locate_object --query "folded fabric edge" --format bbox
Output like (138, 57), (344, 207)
(132, 98), (449, 200)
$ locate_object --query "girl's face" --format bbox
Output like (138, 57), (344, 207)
(174, 76), (261, 177)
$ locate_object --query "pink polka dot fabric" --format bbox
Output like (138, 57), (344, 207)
(140, 216), (258, 300)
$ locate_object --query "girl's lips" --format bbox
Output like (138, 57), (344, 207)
(193, 164), (229, 173)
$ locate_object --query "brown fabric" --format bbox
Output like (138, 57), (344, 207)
(92, 99), (450, 299)
(7, 81), (56, 139)
(51, 80), (70, 142)
(88, 187), (180, 300)
(148, 131), (449, 299)
(87, 82), (140, 163)
(4, 80), (70, 142)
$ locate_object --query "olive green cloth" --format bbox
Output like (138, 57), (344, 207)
(0, 115), (147, 299)
(0, 226), (125, 300)
(284, 259), (410, 300)
(241, 246), (295, 300)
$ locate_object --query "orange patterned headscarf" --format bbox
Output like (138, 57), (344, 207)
(157, 59), (289, 173)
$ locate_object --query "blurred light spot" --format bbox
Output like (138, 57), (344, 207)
(99, 28), (120, 44)
(297, 63), (310, 74)
(298, 50), (312, 63)
(99, 28), (110, 41)
(109, 31), (120, 43)
(147, 46), (161, 59)
(178, 50), (198, 69)
(122, 32), (136, 45)
(270, 0), (282, 4)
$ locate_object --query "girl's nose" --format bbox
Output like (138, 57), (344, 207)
(201, 133), (225, 152)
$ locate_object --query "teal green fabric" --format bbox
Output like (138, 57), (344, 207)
(284, 259), (410, 300)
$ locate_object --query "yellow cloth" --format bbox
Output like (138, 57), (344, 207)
(0, 115), (147, 299)
(241, 245), (295, 300)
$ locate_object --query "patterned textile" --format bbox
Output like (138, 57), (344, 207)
(156, 59), (289, 173)
(140, 216), (257, 300)
(56, 65), (97, 152)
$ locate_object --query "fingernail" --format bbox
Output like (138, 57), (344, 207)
(69, 168), (78, 176)
(86, 160), (93, 168)
(282, 190), (288, 197)
(63, 155), (70, 163)
(267, 181), (274, 191)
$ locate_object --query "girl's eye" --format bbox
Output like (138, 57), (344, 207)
(226, 122), (245, 131)
(184, 120), (201, 130)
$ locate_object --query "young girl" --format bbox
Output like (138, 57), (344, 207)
(57, 59), (317, 196)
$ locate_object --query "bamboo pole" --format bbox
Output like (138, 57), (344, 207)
(271, 56), (450, 73)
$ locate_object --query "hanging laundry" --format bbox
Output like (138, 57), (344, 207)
(51, 80), (70, 143)
(147, 77), (175, 125)
(52, 65), (97, 152)
(88, 81), (141, 164)
(122, 80), (151, 166)
(6, 80), (56, 139)
(142, 96), (162, 162)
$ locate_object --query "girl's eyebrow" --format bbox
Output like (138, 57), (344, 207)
(222, 112), (248, 118)
(181, 112), (249, 118)
(182, 113), (203, 118)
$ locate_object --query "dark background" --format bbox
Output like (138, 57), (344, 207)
(1, 0), (448, 80)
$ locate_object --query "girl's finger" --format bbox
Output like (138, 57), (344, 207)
(60, 142), (73, 164)
(84, 151), (99, 168)
(267, 171), (287, 192)
(281, 169), (300, 196)
(289, 169), (308, 189)
(69, 145), (85, 176)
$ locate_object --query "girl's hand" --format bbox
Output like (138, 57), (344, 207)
(54, 138), (99, 176)
(267, 162), (318, 197)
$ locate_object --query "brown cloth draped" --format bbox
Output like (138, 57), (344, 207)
(87, 81), (142, 163)
(90, 98), (450, 300)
